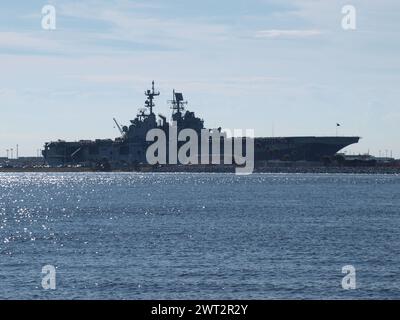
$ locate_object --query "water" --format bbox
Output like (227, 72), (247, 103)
(0, 172), (399, 300)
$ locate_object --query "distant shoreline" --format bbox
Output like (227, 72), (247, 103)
(1, 165), (400, 174)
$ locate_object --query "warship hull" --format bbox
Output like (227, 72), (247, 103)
(42, 82), (360, 167)
(43, 136), (360, 167)
(254, 136), (360, 162)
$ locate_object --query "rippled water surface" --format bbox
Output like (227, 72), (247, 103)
(0, 173), (399, 299)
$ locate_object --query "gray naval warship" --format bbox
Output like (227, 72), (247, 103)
(43, 81), (360, 168)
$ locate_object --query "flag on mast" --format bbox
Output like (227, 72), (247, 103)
(336, 123), (341, 136)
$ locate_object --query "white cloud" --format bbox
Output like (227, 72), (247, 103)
(67, 74), (290, 94)
(0, 88), (17, 99)
(58, 1), (231, 44)
(255, 29), (323, 39)
(0, 32), (63, 51)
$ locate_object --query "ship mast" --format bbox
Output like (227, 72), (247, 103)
(144, 81), (160, 115)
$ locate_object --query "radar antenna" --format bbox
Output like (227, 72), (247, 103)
(169, 89), (187, 115)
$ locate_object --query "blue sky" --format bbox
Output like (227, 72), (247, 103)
(0, 0), (399, 157)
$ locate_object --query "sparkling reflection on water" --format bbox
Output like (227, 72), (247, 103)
(0, 173), (400, 299)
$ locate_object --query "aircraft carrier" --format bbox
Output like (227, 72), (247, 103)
(42, 82), (360, 168)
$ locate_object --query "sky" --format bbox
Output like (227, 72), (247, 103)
(0, 0), (399, 157)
